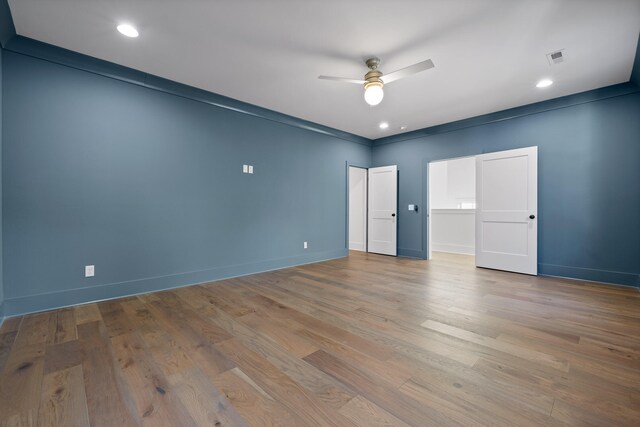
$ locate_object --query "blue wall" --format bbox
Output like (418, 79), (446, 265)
(2, 50), (370, 315)
(372, 89), (640, 287)
(0, 47), (4, 320)
(1, 30), (638, 318)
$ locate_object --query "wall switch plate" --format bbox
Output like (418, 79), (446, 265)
(248, 165), (254, 174)
(85, 265), (95, 277)
(243, 164), (249, 173)
(303, 241), (308, 249)
(408, 204), (415, 211)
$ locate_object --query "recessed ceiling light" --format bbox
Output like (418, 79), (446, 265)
(400, 125), (407, 130)
(536, 79), (553, 88)
(379, 122), (389, 130)
(117, 24), (139, 38)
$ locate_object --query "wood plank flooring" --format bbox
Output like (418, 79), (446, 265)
(1, 251), (639, 426)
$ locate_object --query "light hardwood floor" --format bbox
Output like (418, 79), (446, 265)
(0, 251), (639, 426)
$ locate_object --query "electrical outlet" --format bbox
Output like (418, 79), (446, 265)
(248, 165), (254, 174)
(85, 265), (95, 278)
(303, 241), (308, 249)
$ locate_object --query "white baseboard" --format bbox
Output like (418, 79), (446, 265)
(4, 249), (348, 317)
(349, 242), (366, 251)
(432, 243), (475, 255)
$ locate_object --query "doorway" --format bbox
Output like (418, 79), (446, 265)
(348, 164), (398, 256)
(427, 147), (538, 275)
(428, 156), (476, 258)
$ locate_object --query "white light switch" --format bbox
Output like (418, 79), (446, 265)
(303, 241), (308, 249)
(408, 204), (415, 211)
(243, 164), (248, 173)
(248, 165), (254, 174)
(85, 265), (95, 277)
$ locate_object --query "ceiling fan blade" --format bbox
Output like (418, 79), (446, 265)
(381, 59), (434, 84)
(318, 75), (365, 85)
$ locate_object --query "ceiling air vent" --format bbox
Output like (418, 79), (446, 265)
(547, 50), (565, 65)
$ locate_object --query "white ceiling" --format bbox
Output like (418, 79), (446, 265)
(8, 0), (640, 139)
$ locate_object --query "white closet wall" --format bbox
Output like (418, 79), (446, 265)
(430, 157), (476, 255)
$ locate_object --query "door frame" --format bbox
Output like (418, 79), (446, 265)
(345, 162), (369, 252)
(426, 154), (477, 260)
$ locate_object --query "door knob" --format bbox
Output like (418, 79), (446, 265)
(529, 214), (535, 219)
(391, 213), (396, 217)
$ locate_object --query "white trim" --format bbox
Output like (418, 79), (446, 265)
(432, 244), (475, 255)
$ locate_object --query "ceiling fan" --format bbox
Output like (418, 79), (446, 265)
(319, 57), (435, 106)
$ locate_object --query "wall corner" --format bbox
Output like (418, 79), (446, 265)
(0, 0), (16, 48)
(631, 33), (640, 88)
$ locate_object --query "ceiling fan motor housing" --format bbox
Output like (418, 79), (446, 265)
(364, 70), (383, 89)
(364, 57), (383, 89)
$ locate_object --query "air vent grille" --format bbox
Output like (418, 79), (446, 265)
(547, 50), (565, 65)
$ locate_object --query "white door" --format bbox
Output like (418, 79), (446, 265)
(476, 147), (537, 275)
(368, 165), (397, 256)
(348, 167), (367, 251)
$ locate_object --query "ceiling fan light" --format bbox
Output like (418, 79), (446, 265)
(364, 83), (384, 106)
